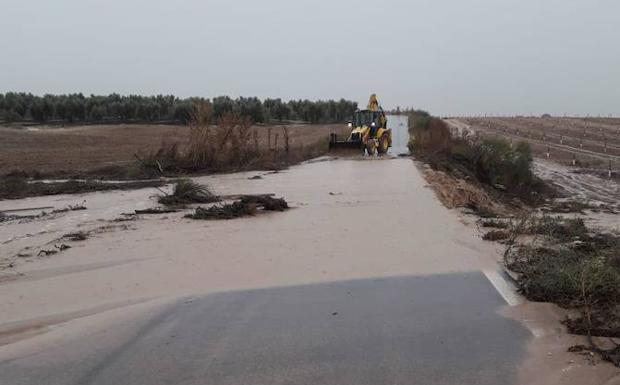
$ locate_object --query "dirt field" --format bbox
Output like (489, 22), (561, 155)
(0, 123), (347, 176)
(451, 117), (620, 175)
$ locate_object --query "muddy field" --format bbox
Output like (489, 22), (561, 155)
(452, 117), (620, 176)
(0, 123), (347, 176)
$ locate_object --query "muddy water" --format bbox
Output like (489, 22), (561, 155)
(1, 157), (618, 384)
(387, 114), (409, 155)
(0, 158), (500, 326)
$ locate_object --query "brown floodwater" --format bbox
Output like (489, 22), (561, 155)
(1, 156), (618, 383)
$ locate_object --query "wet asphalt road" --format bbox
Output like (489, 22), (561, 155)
(0, 272), (529, 385)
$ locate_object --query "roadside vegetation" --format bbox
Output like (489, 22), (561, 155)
(500, 214), (620, 366)
(407, 110), (552, 207)
(407, 110), (620, 366)
(0, 92), (357, 125)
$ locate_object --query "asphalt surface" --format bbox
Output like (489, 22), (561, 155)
(0, 272), (529, 385)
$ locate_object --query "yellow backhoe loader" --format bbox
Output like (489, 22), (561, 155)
(329, 94), (392, 155)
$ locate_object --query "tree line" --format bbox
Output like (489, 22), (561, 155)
(0, 93), (358, 125)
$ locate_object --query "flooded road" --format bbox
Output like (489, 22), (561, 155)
(0, 157), (617, 384)
(0, 158), (500, 326)
(0, 274), (529, 385)
(387, 114), (409, 156)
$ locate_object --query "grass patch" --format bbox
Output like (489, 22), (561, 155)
(523, 215), (588, 242)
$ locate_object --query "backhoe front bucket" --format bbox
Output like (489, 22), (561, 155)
(329, 133), (363, 150)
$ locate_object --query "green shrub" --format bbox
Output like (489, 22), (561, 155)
(472, 138), (533, 190)
(408, 109), (431, 133)
(507, 245), (620, 308)
(526, 215), (588, 241)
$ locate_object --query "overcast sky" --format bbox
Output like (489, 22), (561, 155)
(1, 0), (618, 115)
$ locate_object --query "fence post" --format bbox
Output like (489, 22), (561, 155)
(546, 145), (550, 159)
(572, 153), (577, 167)
(268, 128), (272, 150)
(610, 160), (613, 179)
(282, 126), (290, 155)
(274, 133), (279, 161)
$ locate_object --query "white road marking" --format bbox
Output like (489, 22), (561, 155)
(483, 269), (546, 337)
(483, 269), (523, 307)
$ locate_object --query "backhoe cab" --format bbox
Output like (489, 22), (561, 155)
(329, 94), (392, 155)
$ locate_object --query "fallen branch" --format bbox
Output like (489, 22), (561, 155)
(38, 249), (58, 256)
(0, 206), (54, 213)
(186, 195), (288, 220)
(135, 208), (179, 215)
(62, 231), (89, 241)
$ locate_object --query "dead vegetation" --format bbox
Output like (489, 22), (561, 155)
(134, 208), (179, 215)
(422, 167), (506, 217)
(158, 179), (219, 206)
(38, 244), (71, 256)
(482, 230), (510, 241)
(480, 219), (509, 229)
(62, 231), (89, 241)
(139, 103), (333, 176)
(186, 195), (288, 220)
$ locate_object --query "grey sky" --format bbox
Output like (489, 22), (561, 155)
(1, 0), (618, 115)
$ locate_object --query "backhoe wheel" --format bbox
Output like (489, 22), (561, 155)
(377, 135), (390, 154)
(366, 140), (377, 156)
